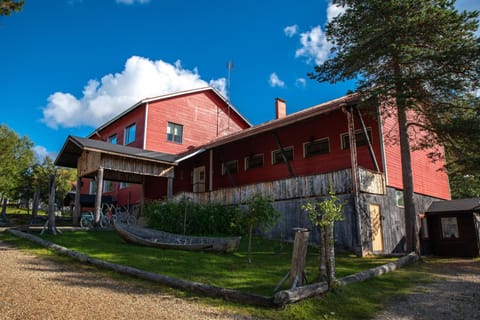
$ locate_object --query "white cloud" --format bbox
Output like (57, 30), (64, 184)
(284, 24), (298, 37)
(295, 26), (332, 65)
(116, 0), (150, 4)
(269, 73), (285, 88)
(295, 78), (306, 88)
(41, 56), (226, 129)
(33, 145), (57, 162)
(326, 1), (346, 22)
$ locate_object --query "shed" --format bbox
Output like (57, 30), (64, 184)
(425, 198), (480, 257)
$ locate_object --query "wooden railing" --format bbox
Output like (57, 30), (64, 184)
(174, 167), (385, 205)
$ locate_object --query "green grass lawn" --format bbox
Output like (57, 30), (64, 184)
(36, 230), (397, 296)
(0, 230), (435, 320)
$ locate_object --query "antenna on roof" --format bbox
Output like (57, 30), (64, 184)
(226, 60), (234, 132)
(226, 60), (234, 101)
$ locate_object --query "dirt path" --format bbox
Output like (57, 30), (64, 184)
(0, 240), (250, 320)
(374, 259), (480, 320)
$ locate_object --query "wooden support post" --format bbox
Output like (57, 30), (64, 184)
(290, 228), (310, 288)
(343, 106), (364, 256)
(140, 177), (145, 217)
(94, 168), (104, 226)
(73, 177), (81, 226)
(354, 106), (380, 171)
(47, 174), (57, 235)
(272, 131), (295, 178)
(275, 228), (310, 292)
(167, 177), (173, 199)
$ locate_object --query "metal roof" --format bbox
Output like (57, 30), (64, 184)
(55, 135), (177, 168)
(426, 198), (480, 214)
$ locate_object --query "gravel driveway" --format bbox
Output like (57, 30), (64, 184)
(0, 240), (250, 320)
(374, 258), (480, 320)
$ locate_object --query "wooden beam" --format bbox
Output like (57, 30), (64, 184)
(272, 131), (295, 178)
(167, 177), (173, 199)
(94, 167), (104, 226)
(73, 177), (81, 226)
(354, 106), (380, 171)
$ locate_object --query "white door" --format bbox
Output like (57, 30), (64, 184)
(193, 166), (206, 193)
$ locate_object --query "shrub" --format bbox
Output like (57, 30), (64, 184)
(144, 197), (242, 236)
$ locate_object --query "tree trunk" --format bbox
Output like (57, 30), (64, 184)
(319, 227), (328, 282)
(47, 174), (57, 235)
(31, 187), (40, 223)
(396, 100), (420, 255)
(247, 224), (253, 264)
(325, 224), (336, 288)
(1, 197), (8, 223)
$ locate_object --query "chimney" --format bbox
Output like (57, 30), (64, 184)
(275, 98), (286, 119)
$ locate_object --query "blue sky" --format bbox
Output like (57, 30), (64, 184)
(1, 0), (479, 161)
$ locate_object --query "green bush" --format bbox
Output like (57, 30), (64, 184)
(144, 197), (242, 236)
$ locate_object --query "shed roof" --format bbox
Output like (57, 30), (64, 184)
(426, 198), (480, 214)
(55, 135), (177, 168)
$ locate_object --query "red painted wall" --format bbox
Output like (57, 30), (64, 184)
(144, 90), (249, 154)
(171, 108), (384, 193)
(381, 108), (450, 200)
(83, 89), (249, 206)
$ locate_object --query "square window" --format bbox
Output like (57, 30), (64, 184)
(108, 134), (117, 144)
(272, 147), (294, 165)
(124, 123), (136, 145)
(222, 160), (238, 176)
(341, 128), (372, 149)
(441, 217), (460, 239)
(167, 122), (183, 143)
(304, 138), (330, 157)
(103, 180), (113, 193)
(119, 182), (131, 189)
(245, 154), (264, 170)
(395, 190), (404, 207)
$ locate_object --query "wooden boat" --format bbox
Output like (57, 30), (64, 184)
(113, 221), (241, 253)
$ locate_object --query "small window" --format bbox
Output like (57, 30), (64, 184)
(395, 190), (404, 207)
(167, 122), (183, 143)
(124, 123), (136, 145)
(222, 160), (238, 176)
(304, 138), (330, 158)
(272, 147), (294, 165)
(245, 154), (264, 170)
(119, 182), (131, 189)
(441, 217), (460, 239)
(103, 180), (113, 193)
(89, 181), (96, 195)
(341, 128), (372, 149)
(108, 134), (117, 144)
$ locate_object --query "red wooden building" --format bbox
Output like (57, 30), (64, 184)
(56, 87), (450, 255)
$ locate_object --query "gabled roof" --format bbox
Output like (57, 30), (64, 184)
(176, 92), (361, 156)
(88, 86), (251, 138)
(426, 198), (480, 214)
(55, 136), (177, 168)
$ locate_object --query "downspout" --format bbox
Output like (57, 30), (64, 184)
(143, 102), (149, 149)
(209, 149), (213, 192)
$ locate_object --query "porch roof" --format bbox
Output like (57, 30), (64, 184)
(55, 136), (178, 169)
(426, 198), (480, 214)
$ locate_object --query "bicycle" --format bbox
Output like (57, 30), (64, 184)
(114, 205), (136, 225)
(79, 211), (107, 229)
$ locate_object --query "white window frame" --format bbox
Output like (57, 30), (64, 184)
(124, 123), (136, 145)
(303, 138), (330, 158)
(244, 154), (264, 170)
(167, 122), (183, 144)
(272, 146), (294, 165)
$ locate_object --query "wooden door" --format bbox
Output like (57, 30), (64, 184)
(369, 204), (384, 252)
(192, 166), (205, 193)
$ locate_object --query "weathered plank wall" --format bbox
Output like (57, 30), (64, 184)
(176, 168), (385, 205)
(359, 188), (439, 253)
